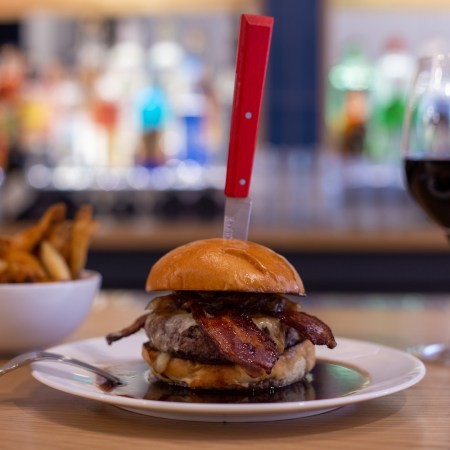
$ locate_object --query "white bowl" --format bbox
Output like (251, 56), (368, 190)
(0, 271), (101, 355)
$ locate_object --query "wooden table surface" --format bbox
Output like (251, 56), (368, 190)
(1, 291), (450, 450)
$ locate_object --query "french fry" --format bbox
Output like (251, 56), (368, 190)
(69, 205), (97, 279)
(5, 248), (48, 283)
(0, 236), (12, 257)
(0, 259), (8, 283)
(0, 259), (7, 274)
(46, 221), (72, 261)
(0, 203), (96, 283)
(40, 241), (72, 281)
(12, 203), (66, 252)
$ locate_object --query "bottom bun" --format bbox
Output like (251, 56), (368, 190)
(142, 340), (316, 390)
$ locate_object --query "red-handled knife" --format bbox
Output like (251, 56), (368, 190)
(223, 14), (273, 240)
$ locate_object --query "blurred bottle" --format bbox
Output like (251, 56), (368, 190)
(20, 75), (51, 160)
(144, 30), (219, 166)
(366, 38), (415, 163)
(326, 41), (373, 157)
(96, 20), (146, 168)
(49, 66), (86, 166)
(20, 61), (68, 164)
(176, 28), (214, 165)
(135, 83), (170, 168)
(0, 45), (26, 169)
(92, 95), (119, 165)
(140, 38), (183, 166)
(77, 20), (115, 168)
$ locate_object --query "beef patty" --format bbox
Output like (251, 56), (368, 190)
(144, 293), (303, 364)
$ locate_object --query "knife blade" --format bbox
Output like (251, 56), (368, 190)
(223, 14), (273, 240)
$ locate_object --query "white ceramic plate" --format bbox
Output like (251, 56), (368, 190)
(31, 334), (425, 422)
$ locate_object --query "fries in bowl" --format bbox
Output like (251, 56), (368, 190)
(0, 203), (97, 283)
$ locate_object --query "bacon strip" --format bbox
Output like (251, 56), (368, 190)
(274, 310), (337, 349)
(191, 304), (279, 378)
(105, 313), (149, 345)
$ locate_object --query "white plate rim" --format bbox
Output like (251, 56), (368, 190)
(30, 334), (426, 419)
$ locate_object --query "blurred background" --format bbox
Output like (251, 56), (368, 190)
(1, 0), (450, 292)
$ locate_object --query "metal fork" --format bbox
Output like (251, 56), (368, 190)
(0, 351), (122, 386)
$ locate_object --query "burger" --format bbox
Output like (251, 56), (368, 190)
(106, 238), (336, 390)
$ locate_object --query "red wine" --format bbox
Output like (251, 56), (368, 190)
(404, 158), (450, 229)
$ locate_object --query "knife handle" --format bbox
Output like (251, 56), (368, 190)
(224, 14), (273, 198)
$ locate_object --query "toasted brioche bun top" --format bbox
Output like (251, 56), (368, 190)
(146, 238), (305, 295)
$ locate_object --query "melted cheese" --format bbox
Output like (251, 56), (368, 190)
(252, 316), (285, 353)
(154, 352), (171, 373)
(165, 312), (285, 352)
(166, 313), (197, 333)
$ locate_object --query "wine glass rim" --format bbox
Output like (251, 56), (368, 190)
(419, 53), (450, 64)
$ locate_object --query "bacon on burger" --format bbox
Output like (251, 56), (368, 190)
(106, 238), (336, 390)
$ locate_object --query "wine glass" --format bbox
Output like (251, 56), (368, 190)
(402, 53), (450, 364)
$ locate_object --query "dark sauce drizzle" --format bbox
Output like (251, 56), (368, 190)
(97, 361), (370, 404)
